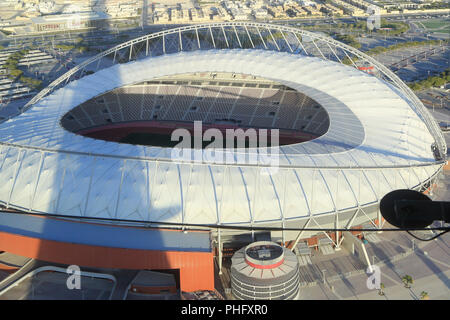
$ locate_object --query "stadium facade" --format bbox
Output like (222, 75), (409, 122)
(0, 22), (446, 293)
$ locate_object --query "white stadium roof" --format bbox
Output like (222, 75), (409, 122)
(0, 49), (443, 226)
(0, 22), (445, 229)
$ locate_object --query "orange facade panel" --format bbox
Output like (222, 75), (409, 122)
(0, 262), (18, 272)
(0, 231), (214, 292)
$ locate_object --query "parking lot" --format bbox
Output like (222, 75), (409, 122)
(370, 44), (449, 82)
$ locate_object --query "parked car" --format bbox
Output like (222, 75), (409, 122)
(439, 122), (450, 131)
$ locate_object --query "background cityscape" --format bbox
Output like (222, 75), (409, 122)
(0, 0), (448, 301)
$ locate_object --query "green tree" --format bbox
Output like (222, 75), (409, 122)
(402, 275), (413, 288)
(335, 34), (361, 49)
(378, 283), (385, 296)
(409, 82), (422, 91)
(431, 77), (446, 87)
(9, 69), (23, 78)
(420, 291), (429, 300)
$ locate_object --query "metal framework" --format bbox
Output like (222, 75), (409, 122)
(16, 22), (445, 158)
(0, 23), (446, 262)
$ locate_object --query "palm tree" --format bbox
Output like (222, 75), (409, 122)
(402, 275), (413, 288)
(378, 283), (385, 296)
(420, 291), (430, 300)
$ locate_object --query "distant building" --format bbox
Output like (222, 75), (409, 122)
(299, 0), (317, 6)
(39, 0), (57, 14)
(254, 8), (269, 19)
(31, 12), (110, 32)
(231, 8), (249, 20)
(61, 3), (92, 14)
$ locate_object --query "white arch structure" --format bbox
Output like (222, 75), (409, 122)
(0, 23), (446, 246)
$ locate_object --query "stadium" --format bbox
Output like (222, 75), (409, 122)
(0, 22), (447, 296)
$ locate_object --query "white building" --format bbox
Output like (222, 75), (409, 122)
(254, 8), (269, 18)
(39, 0), (57, 14)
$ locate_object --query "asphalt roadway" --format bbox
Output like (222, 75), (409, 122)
(299, 229), (450, 300)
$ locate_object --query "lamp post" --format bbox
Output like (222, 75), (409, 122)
(322, 269), (327, 284)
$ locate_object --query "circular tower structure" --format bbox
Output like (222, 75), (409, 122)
(231, 241), (299, 300)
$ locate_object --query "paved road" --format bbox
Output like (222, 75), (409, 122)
(299, 232), (450, 300)
(350, 270), (450, 300)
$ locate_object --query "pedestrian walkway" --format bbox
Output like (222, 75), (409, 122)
(364, 233), (381, 243)
(297, 255), (312, 267)
(296, 229), (425, 287)
(297, 249), (367, 286)
(299, 232), (450, 300)
(343, 270), (450, 300)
